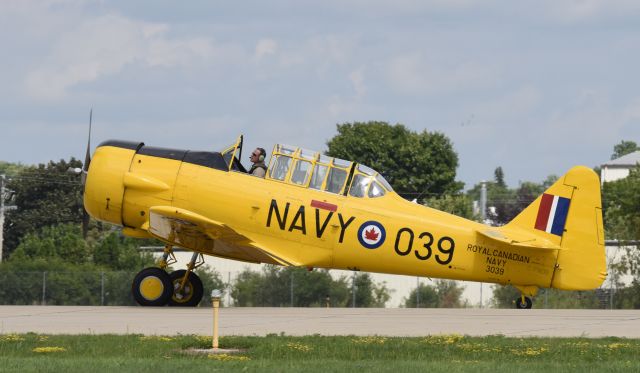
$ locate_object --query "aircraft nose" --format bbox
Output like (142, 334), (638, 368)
(84, 143), (139, 225)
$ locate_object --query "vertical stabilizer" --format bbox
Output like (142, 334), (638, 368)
(505, 166), (607, 290)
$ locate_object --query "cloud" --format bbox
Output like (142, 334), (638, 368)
(349, 67), (366, 99)
(540, 0), (640, 23)
(255, 38), (278, 60)
(24, 14), (219, 100)
(386, 54), (495, 96)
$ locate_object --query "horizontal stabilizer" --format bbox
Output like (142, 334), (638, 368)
(477, 228), (561, 250)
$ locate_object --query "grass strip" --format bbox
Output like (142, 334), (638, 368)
(1, 333), (638, 372)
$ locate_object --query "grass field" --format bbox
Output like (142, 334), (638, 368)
(1, 333), (638, 372)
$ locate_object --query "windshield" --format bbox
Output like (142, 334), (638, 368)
(220, 135), (245, 172)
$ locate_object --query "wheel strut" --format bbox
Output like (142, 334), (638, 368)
(158, 244), (177, 270)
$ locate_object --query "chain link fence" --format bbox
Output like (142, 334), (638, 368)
(0, 270), (389, 307)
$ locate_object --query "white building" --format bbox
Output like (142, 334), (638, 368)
(600, 150), (640, 183)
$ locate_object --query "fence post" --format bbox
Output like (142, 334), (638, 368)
(101, 272), (105, 306)
(290, 271), (294, 307)
(41, 271), (46, 305)
(227, 271), (231, 306)
(352, 272), (356, 308)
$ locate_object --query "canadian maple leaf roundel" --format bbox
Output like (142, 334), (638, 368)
(364, 227), (379, 241)
(357, 221), (386, 249)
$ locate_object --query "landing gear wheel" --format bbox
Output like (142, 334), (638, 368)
(168, 270), (204, 307)
(515, 296), (533, 309)
(132, 267), (173, 306)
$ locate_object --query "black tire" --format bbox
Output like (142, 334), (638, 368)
(132, 267), (172, 306)
(515, 296), (533, 309)
(168, 270), (204, 307)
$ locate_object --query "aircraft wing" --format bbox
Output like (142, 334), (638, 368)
(146, 206), (301, 266)
(477, 228), (561, 250)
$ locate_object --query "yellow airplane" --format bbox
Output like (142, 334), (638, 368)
(83, 135), (606, 308)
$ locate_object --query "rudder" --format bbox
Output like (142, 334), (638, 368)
(505, 166), (607, 290)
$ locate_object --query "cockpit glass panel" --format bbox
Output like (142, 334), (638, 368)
(290, 159), (312, 185)
(368, 181), (385, 198)
(349, 174), (371, 198)
(325, 167), (347, 194)
(269, 155), (292, 181)
(333, 158), (352, 168)
(309, 164), (328, 190)
(357, 164), (376, 176)
(319, 155), (332, 164)
(375, 174), (394, 192)
(278, 144), (296, 155)
(299, 148), (317, 161)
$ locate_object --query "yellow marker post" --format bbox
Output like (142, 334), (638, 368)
(211, 289), (222, 350)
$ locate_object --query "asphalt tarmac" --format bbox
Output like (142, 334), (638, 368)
(1, 306), (639, 338)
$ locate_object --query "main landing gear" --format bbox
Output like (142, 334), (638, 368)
(132, 245), (205, 307)
(515, 295), (533, 309)
(514, 285), (537, 309)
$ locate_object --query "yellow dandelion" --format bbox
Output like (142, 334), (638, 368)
(607, 342), (630, 350)
(351, 336), (387, 345)
(195, 336), (211, 343)
(510, 347), (547, 356)
(139, 336), (174, 342)
(423, 334), (463, 345)
(207, 354), (250, 361)
(33, 346), (67, 353)
(286, 342), (313, 352)
(1, 334), (25, 342)
(37, 336), (49, 342)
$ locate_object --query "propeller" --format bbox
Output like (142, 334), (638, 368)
(81, 109), (92, 238)
(81, 109), (92, 184)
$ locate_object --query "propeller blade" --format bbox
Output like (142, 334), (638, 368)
(81, 109), (93, 238)
(81, 109), (92, 185)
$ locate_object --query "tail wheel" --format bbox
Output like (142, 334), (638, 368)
(168, 270), (204, 307)
(132, 267), (172, 306)
(515, 296), (533, 309)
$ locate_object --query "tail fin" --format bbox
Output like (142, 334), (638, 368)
(505, 166), (607, 290)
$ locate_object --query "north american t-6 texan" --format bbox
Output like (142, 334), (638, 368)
(82, 134), (606, 309)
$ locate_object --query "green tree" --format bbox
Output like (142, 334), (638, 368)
(611, 140), (639, 160)
(3, 158), (84, 259)
(468, 170), (553, 226)
(424, 194), (477, 220)
(0, 223), (161, 306)
(0, 161), (26, 176)
(349, 272), (391, 308)
(435, 279), (465, 308)
(491, 285), (600, 309)
(231, 266), (348, 307)
(404, 280), (464, 308)
(93, 231), (155, 271)
(194, 266), (227, 307)
(491, 285), (521, 308)
(230, 266), (390, 307)
(602, 164), (640, 308)
(326, 122), (463, 201)
(10, 224), (90, 265)
(404, 283), (439, 308)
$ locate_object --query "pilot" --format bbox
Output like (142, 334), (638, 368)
(249, 147), (267, 177)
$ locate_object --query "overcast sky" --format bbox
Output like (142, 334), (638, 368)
(1, 0), (639, 189)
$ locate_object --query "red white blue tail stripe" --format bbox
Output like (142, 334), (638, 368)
(535, 194), (570, 236)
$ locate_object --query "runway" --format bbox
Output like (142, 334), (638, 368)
(1, 306), (639, 338)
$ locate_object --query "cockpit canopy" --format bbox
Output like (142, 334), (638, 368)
(266, 144), (394, 198)
(220, 136), (393, 198)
